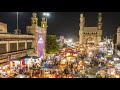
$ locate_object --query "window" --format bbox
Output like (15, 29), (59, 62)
(18, 42), (25, 50)
(27, 42), (32, 49)
(0, 44), (6, 54)
(10, 43), (17, 52)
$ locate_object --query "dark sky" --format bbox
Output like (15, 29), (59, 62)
(0, 12), (120, 39)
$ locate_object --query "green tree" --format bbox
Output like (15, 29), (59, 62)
(46, 35), (60, 54)
(62, 43), (67, 48)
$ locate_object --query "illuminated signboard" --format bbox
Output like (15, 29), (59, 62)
(36, 28), (45, 57)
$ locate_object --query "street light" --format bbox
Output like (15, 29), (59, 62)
(17, 12), (19, 31)
(14, 12), (21, 34)
(68, 39), (72, 43)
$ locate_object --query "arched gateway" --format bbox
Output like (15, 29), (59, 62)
(79, 13), (103, 45)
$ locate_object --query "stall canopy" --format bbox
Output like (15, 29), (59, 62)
(31, 56), (39, 59)
(12, 56), (31, 61)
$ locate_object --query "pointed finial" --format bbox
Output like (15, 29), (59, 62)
(80, 13), (84, 18)
(32, 12), (37, 18)
(98, 13), (102, 23)
(98, 13), (102, 17)
(42, 17), (46, 22)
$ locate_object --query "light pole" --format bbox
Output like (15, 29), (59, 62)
(14, 12), (21, 34)
(17, 12), (18, 31)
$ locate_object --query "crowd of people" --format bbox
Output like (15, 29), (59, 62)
(0, 43), (119, 78)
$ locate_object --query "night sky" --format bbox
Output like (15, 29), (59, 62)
(0, 12), (120, 39)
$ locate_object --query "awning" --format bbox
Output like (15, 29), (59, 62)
(31, 56), (39, 59)
(12, 55), (31, 61)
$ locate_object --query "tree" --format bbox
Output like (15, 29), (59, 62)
(62, 43), (67, 48)
(46, 35), (60, 54)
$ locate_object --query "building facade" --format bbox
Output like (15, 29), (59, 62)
(0, 12), (47, 66)
(79, 13), (103, 45)
(26, 12), (47, 57)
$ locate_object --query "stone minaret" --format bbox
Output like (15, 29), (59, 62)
(41, 17), (47, 29)
(26, 12), (39, 55)
(31, 12), (38, 26)
(117, 27), (120, 46)
(40, 17), (47, 57)
(27, 12), (38, 35)
(79, 13), (85, 44)
(97, 13), (103, 43)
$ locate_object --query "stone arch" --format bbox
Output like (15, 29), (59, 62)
(86, 37), (94, 45)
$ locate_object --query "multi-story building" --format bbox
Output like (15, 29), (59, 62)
(117, 27), (120, 46)
(0, 12), (47, 66)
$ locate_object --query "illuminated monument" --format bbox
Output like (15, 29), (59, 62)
(27, 12), (47, 57)
(79, 13), (103, 45)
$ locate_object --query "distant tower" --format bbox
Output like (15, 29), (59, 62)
(26, 12), (39, 55)
(27, 12), (38, 35)
(41, 17), (47, 29)
(26, 13), (47, 57)
(79, 13), (85, 44)
(31, 12), (38, 26)
(40, 17), (47, 57)
(97, 13), (103, 43)
(117, 27), (120, 46)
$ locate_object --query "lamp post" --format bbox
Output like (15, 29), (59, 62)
(15, 12), (22, 34)
(15, 12), (19, 34)
(17, 12), (19, 31)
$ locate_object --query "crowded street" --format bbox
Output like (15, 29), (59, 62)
(0, 12), (120, 78)
(0, 41), (120, 78)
